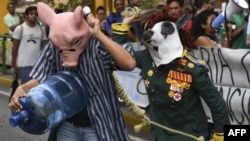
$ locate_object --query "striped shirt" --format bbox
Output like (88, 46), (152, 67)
(30, 36), (133, 141)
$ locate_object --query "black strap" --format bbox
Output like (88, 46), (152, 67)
(9, 72), (19, 102)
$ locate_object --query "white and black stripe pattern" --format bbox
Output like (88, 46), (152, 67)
(30, 36), (134, 141)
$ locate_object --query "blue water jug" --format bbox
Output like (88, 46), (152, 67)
(9, 71), (89, 135)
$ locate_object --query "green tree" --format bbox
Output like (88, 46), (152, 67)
(47, 0), (82, 11)
(140, 0), (161, 10)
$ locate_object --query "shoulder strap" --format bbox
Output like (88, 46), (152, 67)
(39, 25), (45, 39)
(185, 53), (207, 67)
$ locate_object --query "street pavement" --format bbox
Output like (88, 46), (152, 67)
(0, 68), (153, 140)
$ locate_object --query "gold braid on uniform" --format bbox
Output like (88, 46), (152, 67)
(113, 73), (205, 141)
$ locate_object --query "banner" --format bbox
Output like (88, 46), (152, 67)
(190, 47), (250, 125)
(114, 68), (149, 107)
(115, 47), (250, 125)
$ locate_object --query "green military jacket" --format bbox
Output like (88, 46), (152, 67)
(134, 50), (230, 141)
(111, 25), (230, 141)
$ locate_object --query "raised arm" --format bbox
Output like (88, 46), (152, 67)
(86, 11), (136, 70)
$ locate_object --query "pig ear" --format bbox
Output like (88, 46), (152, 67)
(73, 6), (84, 27)
(37, 2), (56, 26)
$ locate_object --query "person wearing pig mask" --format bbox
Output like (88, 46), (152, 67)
(8, 2), (136, 141)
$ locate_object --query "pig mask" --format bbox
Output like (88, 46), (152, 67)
(37, 2), (89, 67)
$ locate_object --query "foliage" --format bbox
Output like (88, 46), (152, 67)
(140, 0), (162, 10)
(47, 0), (82, 11)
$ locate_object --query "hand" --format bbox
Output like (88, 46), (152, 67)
(211, 132), (224, 141)
(247, 40), (250, 46)
(86, 14), (101, 36)
(224, 22), (234, 33)
(8, 86), (28, 112)
(12, 63), (18, 72)
(101, 20), (106, 29)
(122, 11), (137, 25)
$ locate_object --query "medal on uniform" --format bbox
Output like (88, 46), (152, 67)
(166, 70), (192, 101)
(173, 93), (181, 101)
(188, 63), (194, 68)
(147, 70), (153, 77)
(168, 91), (174, 98)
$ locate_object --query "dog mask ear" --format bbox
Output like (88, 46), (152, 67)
(175, 14), (190, 30)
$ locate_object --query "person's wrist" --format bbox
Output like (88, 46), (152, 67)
(223, 35), (231, 41)
(93, 30), (104, 39)
(19, 85), (27, 93)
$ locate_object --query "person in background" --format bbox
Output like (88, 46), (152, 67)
(126, 0), (144, 42)
(208, 0), (215, 10)
(191, 10), (233, 48)
(246, 0), (250, 48)
(96, 6), (108, 36)
(167, 0), (192, 31)
(192, 0), (213, 21)
(4, 2), (22, 35)
(227, 10), (246, 49)
(244, 14), (249, 48)
(105, 0), (125, 37)
(11, 6), (46, 84)
(183, 4), (193, 17)
(112, 7), (230, 141)
(156, 0), (166, 10)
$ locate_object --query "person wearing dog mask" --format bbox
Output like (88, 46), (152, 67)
(112, 5), (230, 141)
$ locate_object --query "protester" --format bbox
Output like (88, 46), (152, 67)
(105, 0), (125, 37)
(156, 0), (166, 10)
(126, 0), (144, 42)
(96, 6), (108, 36)
(9, 2), (136, 141)
(11, 6), (46, 84)
(3, 2), (22, 35)
(245, 0), (250, 48)
(192, 0), (213, 21)
(228, 10), (246, 49)
(191, 10), (233, 48)
(166, 0), (192, 31)
(112, 6), (230, 141)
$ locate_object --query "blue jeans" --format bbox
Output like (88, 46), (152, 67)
(56, 121), (98, 141)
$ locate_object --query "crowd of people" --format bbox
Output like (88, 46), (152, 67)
(5, 0), (250, 141)
(95, 0), (250, 50)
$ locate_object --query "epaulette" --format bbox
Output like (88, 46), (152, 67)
(184, 53), (207, 67)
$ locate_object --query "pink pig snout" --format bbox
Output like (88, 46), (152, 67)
(59, 49), (82, 67)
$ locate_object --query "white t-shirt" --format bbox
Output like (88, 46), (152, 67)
(12, 22), (46, 67)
